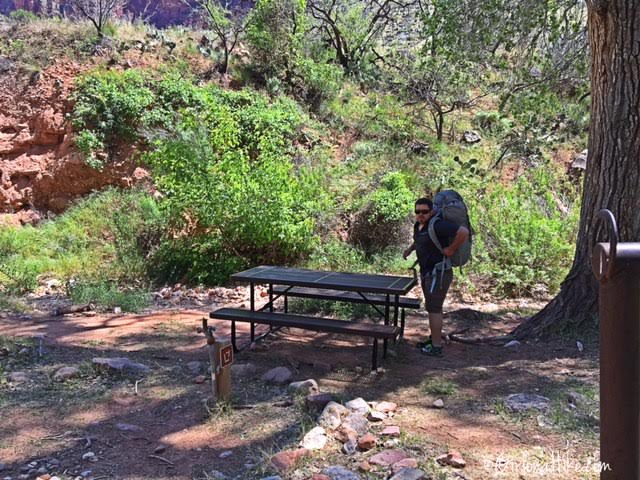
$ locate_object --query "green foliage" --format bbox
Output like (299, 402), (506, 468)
(68, 280), (150, 312)
(9, 9), (38, 22)
(0, 189), (163, 293)
(368, 172), (414, 223)
(72, 69), (156, 166)
(145, 87), (326, 284)
(348, 171), (413, 255)
(470, 167), (578, 296)
(421, 378), (459, 396)
(246, 0), (307, 79)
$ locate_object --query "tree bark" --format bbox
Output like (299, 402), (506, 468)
(514, 0), (640, 339)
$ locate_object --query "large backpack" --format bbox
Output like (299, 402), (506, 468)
(427, 190), (473, 267)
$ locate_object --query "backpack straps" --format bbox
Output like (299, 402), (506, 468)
(426, 214), (451, 293)
(427, 215), (443, 254)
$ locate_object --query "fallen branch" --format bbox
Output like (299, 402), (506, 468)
(148, 454), (174, 465)
(449, 334), (513, 345)
(53, 304), (94, 316)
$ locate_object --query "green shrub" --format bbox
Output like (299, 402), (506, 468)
(470, 167), (578, 296)
(72, 69), (156, 166)
(349, 171), (413, 255)
(145, 87), (326, 284)
(0, 189), (162, 293)
(68, 280), (150, 312)
(9, 9), (38, 22)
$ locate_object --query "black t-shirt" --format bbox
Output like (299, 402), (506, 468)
(413, 218), (460, 274)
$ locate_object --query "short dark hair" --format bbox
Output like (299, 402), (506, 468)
(415, 198), (433, 209)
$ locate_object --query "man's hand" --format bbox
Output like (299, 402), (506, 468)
(442, 246), (455, 257)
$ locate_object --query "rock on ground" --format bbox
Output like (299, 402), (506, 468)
(322, 465), (361, 480)
(92, 357), (150, 374)
(261, 367), (293, 385)
(505, 393), (550, 412)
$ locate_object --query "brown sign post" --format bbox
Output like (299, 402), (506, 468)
(592, 210), (640, 479)
(198, 318), (233, 404)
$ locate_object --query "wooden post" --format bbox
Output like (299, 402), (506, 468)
(214, 340), (232, 402)
(199, 318), (233, 404)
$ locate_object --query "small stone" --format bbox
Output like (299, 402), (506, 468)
(305, 393), (334, 412)
(27, 462), (38, 469)
(372, 401), (397, 413)
(81, 452), (96, 462)
(36, 467), (48, 474)
(436, 450), (466, 468)
(504, 340), (520, 349)
(116, 422), (143, 432)
(36, 475), (51, 480)
(113, 307), (122, 314)
(392, 458), (418, 473)
(318, 401), (348, 430)
(93, 357), (150, 374)
(261, 367), (292, 385)
(154, 445), (167, 454)
(322, 465), (361, 480)
(288, 379), (319, 395)
(343, 413), (368, 435)
(333, 423), (358, 443)
(369, 450), (409, 467)
(8, 372), (29, 383)
(381, 425), (401, 437)
(389, 468), (427, 480)
(79, 471), (92, 478)
(462, 130), (481, 144)
(358, 461), (371, 472)
(53, 366), (80, 382)
(219, 450), (233, 458)
(206, 470), (226, 479)
(259, 477), (282, 480)
(357, 433), (377, 450)
(345, 398), (369, 415)
(311, 475), (331, 480)
(269, 448), (309, 473)
(231, 363), (257, 377)
(432, 399), (445, 409)
(301, 426), (328, 450)
(194, 375), (207, 384)
(342, 439), (357, 455)
(505, 393), (550, 412)
(367, 410), (386, 422)
(384, 438), (400, 448)
(187, 361), (202, 374)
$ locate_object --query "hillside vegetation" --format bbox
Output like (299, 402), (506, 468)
(0, 2), (588, 310)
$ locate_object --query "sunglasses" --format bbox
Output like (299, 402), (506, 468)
(415, 209), (431, 215)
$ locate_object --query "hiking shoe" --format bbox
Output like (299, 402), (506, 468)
(421, 344), (443, 357)
(417, 335), (432, 349)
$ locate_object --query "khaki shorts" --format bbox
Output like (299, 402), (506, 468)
(421, 269), (453, 314)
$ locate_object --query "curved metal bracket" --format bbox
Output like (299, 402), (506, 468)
(592, 209), (619, 281)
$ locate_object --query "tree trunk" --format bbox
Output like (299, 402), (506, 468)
(514, 0), (640, 340)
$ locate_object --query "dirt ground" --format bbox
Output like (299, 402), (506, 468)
(0, 288), (600, 480)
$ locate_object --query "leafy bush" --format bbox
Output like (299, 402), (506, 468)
(145, 87), (326, 284)
(0, 189), (163, 293)
(349, 172), (413, 255)
(72, 69), (156, 167)
(68, 280), (150, 312)
(470, 168), (578, 296)
(9, 9), (38, 22)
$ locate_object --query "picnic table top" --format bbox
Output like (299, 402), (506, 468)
(231, 265), (417, 295)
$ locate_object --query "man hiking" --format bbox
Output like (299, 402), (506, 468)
(403, 197), (470, 356)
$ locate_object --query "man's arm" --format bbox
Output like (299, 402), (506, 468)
(442, 227), (469, 257)
(403, 242), (416, 259)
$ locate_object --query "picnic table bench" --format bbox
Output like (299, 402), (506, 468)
(209, 266), (417, 371)
(272, 286), (421, 335)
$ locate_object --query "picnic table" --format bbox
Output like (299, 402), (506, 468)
(210, 266), (418, 370)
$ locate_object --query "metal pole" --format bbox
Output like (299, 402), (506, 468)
(592, 210), (640, 479)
